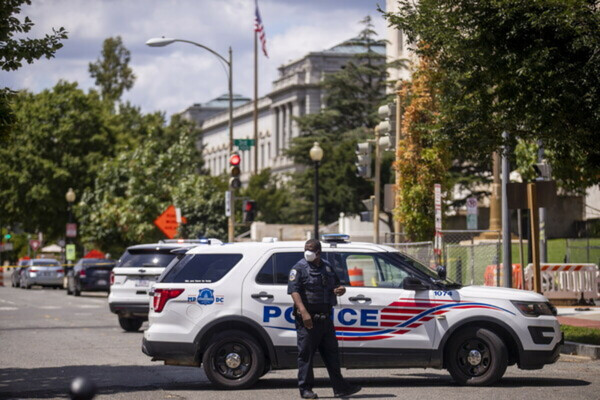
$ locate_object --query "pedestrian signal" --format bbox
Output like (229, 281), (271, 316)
(243, 200), (256, 223)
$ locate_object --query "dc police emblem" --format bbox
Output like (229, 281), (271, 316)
(289, 269), (297, 281)
(197, 288), (215, 305)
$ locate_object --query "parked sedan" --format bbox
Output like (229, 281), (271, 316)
(11, 259), (31, 287)
(67, 258), (116, 296)
(20, 259), (63, 289)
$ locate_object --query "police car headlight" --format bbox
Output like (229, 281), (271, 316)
(511, 301), (555, 317)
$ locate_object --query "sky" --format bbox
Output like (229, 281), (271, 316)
(3, 0), (388, 117)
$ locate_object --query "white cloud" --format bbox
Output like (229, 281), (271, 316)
(1, 0), (388, 116)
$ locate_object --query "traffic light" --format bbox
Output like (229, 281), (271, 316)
(243, 200), (256, 223)
(355, 142), (373, 179)
(229, 152), (241, 189)
(3, 233), (11, 241)
(376, 102), (397, 150)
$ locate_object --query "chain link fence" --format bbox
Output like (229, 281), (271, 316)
(566, 238), (600, 265)
(440, 230), (501, 286)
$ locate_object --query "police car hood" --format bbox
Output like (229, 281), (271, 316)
(457, 285), (548, 302)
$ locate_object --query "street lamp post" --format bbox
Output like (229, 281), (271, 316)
(65, 188), (76, 242)
(309, 142), (323, 240)
(146, 37), (235, 242)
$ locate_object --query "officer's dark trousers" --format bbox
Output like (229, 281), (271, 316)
(295, 317), (350, 394)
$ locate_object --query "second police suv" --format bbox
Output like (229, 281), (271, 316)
(142, 235), (563, 389)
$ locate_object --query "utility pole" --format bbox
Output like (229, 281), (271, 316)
(528, 183), (542, 293)
(373, 125), (381, 244)
(501, 131), (512, 288)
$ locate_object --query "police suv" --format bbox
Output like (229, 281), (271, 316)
(142, 235), (563, 389)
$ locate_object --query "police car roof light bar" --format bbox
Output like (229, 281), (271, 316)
(321, 234), (350, 243)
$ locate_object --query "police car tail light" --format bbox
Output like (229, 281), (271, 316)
(56, 269), (64, 274)
(29, 268), (39, 273)
(79, 269), (86, 278)
(153, 288), (184, 313)
(110, 271), (115, 285)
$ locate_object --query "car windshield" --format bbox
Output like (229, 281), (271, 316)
(117, 251), (176, 268)
(386, 252), (460, 287)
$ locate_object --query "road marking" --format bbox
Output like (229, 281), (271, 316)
(0, 298), (17, 305)
(38, 306), (61, 309)
(76, 305), (101, 309)
(0, 307), (18, 311)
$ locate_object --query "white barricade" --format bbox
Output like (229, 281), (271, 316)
(524, 263), (599, 300)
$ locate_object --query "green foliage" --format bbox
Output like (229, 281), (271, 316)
(514, 138), (539, 183)
(0, 81), (115, 238)
(239, 169), (299, 224)
(76, 115), (211, 254)
(0, 0), (67, 72)
(0, 0), (67, 139)
(288, 17), (390, 224)
(385, 0), (600, 192)
(89, 36), (136, 104)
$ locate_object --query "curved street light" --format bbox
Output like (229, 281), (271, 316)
(146, 36), (235, 242)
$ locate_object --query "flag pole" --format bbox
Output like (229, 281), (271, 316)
(253, 25), (259, 175)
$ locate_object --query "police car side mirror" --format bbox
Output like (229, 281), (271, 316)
(402, 276), (428, 291)
(436, 265), (447, 280)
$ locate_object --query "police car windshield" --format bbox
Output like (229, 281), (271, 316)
(386, 252), (460, 287)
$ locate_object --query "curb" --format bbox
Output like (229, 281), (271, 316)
(561, 341), (600, 360)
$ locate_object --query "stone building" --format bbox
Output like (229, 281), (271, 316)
(181, 36), (385, 183)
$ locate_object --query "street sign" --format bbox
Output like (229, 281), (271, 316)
(154, 205), (187, 239)
(234, 139), (255, 151)
(66, 223), (77, 238)
(466, 196), (478, 230)
(383, 184), (396, 213)
(66, 244), (76, 261)
(29, 239), (40, 251)
(225, 191), (231, 217)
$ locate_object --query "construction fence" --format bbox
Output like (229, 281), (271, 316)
(385, 230), (501, 286)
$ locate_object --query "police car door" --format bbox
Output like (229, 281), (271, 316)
(334, 250), (438, 368)
(242, 249), (303, 364)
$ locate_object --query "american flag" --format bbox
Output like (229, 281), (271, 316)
(254, 0), (268, 58)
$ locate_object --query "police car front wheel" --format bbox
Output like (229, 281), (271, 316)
(202, 330), (265, 389)
(446, 327), (508, 386)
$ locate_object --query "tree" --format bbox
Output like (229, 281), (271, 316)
(76, 114), (219, 255)
(0, 81), (114, 238)
(1, 0), (67, 139)
(287, 17), (391, 224)
(395, 58), (450, 241)
(385, 0), (600, 192)
(239, 169), (298, 224)
(89, 36), (136, 104)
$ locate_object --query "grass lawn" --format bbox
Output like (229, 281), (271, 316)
(508, 238), (600, 265)
(560, 325), (600, 345)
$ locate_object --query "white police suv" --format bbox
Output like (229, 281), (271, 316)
(142, 235), (562, 389)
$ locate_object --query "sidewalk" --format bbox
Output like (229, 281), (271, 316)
(557, 306), (600, 329)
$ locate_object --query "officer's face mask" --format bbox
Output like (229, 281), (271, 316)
(304, 250), (317, 262)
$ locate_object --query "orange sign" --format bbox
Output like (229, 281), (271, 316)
(154, 205), (187, 239)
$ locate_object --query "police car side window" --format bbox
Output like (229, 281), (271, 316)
(339, 253), (409, 288)
(255, 255), (274, 284)
(274, 252), (304, 284)
(161, 254), (242, 283)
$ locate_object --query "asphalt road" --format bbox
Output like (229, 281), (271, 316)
(1, 283), (600, 400)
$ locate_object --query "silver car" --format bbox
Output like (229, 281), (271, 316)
(20, 259), (64, 289)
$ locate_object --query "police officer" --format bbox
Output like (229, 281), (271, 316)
(288, 239), (361, 399)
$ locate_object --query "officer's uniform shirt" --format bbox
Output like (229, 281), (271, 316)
(287, 258), (340, 313)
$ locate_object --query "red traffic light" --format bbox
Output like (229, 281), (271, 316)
(230, 153), (241, 166)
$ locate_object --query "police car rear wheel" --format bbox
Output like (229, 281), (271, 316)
(202, 330), (265, 389)
(446, 327), (508, 386)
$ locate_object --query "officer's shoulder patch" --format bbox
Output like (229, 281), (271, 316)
(326, 266), (332, 273)
(289, 269), (298, 281)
